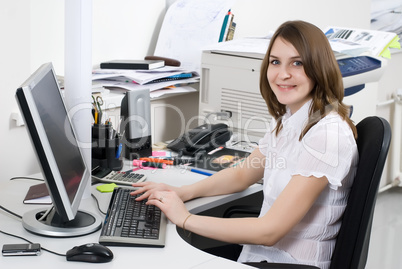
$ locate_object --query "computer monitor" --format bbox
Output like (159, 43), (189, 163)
(15, 62), (102, 237)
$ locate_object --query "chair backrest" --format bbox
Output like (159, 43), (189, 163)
(330, 116), (392, 269)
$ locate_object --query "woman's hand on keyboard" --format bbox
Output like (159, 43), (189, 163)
(145, 190), (190, 228)
(131, 182), (181, 202)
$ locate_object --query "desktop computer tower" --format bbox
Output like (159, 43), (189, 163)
(120, 89), (152, 159)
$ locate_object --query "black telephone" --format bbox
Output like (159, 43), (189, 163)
(167, 123), (232, 157)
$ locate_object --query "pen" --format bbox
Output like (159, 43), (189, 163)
(190, 168), (213, 177)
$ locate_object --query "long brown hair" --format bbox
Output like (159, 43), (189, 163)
(260, 20), (357, 139)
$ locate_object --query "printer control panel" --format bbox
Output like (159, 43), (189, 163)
(338, 56), (381, 78)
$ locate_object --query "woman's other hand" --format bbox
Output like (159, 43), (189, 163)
(146, 190), (191, 228)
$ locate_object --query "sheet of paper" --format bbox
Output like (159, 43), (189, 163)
(154, 0), (236, 73)
(95, 77), (199, 92)
(93, 66), (191, 84)
(150, 86), (197, 99)
(203, 36), (272, 59)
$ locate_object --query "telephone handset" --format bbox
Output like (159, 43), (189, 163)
(167, 123), (232, 156)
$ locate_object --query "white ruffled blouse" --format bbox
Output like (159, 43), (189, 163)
(237, 100), (358, 269)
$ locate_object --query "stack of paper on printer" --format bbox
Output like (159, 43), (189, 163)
(92, 66), (199, 98)
(324, 26), (400, 58)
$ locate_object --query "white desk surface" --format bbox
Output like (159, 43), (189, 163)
(0, 160), (261, 268)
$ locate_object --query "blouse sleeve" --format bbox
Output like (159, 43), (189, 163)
(292, 115), (358, 190)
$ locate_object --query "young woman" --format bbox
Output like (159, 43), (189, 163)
(131, 20), (359, 269)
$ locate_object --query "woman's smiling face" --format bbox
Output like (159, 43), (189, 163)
(267, 37), (314, 114)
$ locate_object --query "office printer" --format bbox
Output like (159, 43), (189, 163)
(200, 38), (387, 139)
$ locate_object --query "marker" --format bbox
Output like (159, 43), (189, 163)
(116, 143), (122, 159)
(190, 168), (213, 177)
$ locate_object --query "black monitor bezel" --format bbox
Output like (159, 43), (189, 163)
(15, 62), (90, 222)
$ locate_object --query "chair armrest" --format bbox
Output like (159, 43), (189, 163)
(223, 205), (261, 218)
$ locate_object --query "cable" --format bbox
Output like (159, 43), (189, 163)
(0, 230), (66, 257)
(91, 193), (107, 215)
(9, 176), (44, 182)
(0, 205), (22, 219)
(38, 206), (54, 221)
(231, 140), (258, 146)
(0, 229), (33, 243)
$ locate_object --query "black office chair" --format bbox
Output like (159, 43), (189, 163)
(223, 116), (392, 269)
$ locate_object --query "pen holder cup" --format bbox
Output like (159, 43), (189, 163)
(92, 124), (123, 171)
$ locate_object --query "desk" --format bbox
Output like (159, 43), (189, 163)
(0, 160), (262, 268)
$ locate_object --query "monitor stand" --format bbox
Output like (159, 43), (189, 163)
(22, 207), (102, 237)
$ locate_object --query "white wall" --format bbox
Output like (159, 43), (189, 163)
(0, 0), (375, 181)
(0, 1), (167, 181)
(1, 1), (39, 180)
(231, 0), (371, 37)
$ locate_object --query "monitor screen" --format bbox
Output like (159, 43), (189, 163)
(31, 68), (84, 205)
(16, 63), (101, 237)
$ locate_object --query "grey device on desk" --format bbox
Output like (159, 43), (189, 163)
(120, 89), (152, 159)
(15, 62), (102, 237)
(92, 167), (147, 186)
(2, 243), (41, 256)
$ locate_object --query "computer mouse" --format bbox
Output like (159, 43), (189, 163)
(66, 243), (113, 263)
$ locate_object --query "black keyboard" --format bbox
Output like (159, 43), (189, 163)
(99, 187), (167, 247)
